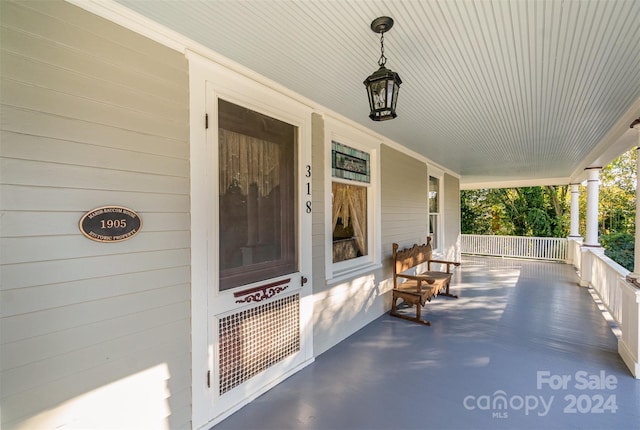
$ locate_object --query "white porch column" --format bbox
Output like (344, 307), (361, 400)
(569, 183), (581, 238)
(579, 167), (602, 287)
(584, 167), (602, 247)
(566, 183), (582, 266)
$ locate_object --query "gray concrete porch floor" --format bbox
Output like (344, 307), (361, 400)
(213, 256), (640, 430)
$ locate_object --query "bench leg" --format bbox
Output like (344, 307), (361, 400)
(389, 296), (431, 326)
(391, 294), (398, 314)
(439, 281), (458, 299)
(390, 311), (431, 326)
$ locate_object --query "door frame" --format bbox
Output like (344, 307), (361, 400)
(188, 51), (314, 429)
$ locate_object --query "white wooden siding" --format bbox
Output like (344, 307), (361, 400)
(380, 144), (429, 251)
(1, 1), (190, 429)
(443, 173), (461, 260)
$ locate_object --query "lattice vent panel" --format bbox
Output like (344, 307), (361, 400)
(218, 294), (300, 395)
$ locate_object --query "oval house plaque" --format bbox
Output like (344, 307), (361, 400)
(79, 206), (142, 242)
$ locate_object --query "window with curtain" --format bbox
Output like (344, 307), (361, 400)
(332, 182), (367, 262)
(218, 99), (297, 290)
(330, 140), (370, 264)
(429, 175), (440, 250)
(326, 127), (378, 278)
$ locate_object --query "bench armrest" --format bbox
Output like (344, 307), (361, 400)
(427, 259), (461, 273)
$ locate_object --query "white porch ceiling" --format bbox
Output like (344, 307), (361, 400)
(111, 0), (640, 188)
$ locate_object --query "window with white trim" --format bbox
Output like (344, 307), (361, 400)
(428, 174), (442, 251)
(325, 119), (379, 279)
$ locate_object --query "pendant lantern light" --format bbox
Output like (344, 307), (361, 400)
(364, 16), (402, 121)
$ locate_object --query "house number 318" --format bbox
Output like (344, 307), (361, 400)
(305, 165), (311, 213)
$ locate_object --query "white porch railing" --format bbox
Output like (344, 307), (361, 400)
(573, 240), (640, 379)
(460, 234), (639, 378)
(461, 234), (567, 261)
(567, 237), (582, 268)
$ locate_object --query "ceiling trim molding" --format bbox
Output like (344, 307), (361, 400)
(460, 177), (571, 191)
(66, 0), (187, 52)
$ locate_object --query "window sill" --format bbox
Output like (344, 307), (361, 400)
(327, 262), (383, 285)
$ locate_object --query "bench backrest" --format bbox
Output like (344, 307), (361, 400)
(392, 238), (433, 277)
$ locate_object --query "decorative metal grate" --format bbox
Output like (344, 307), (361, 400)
(218, 294), (300, 395)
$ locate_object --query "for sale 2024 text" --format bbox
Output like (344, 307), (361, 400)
(537, 370), (618, 414)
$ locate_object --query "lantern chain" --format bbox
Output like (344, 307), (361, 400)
(378, 32), (387, 67)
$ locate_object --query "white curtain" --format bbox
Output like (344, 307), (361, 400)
(332, 182), (367, 256)
(219, 129), (280, 197)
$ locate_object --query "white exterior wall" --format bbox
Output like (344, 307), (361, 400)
(0, 1), (191, 428)
(382, 145), (430, 249)
(443, 173), (462, 261)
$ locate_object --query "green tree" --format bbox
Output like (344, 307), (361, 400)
(461, 186), (569, 237)
(461, 189), (493, 234)
(598, 149), (636, 271)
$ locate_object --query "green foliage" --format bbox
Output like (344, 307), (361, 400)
(461, 185), (569, 237)
(526, 207), (552, 237)
(460, 189), (493, 234)
(461, 148), (636, 270)
(597, 150), (636, 269)
(599, 150), (637, 235)
(600, 232), (634, 271)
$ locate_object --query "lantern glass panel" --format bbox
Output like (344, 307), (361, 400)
(371, 80), (387, 109)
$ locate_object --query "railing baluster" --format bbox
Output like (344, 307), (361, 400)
(460, 234), (567, 261)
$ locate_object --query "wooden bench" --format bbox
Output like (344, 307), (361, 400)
(391, 238), (460, 325)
